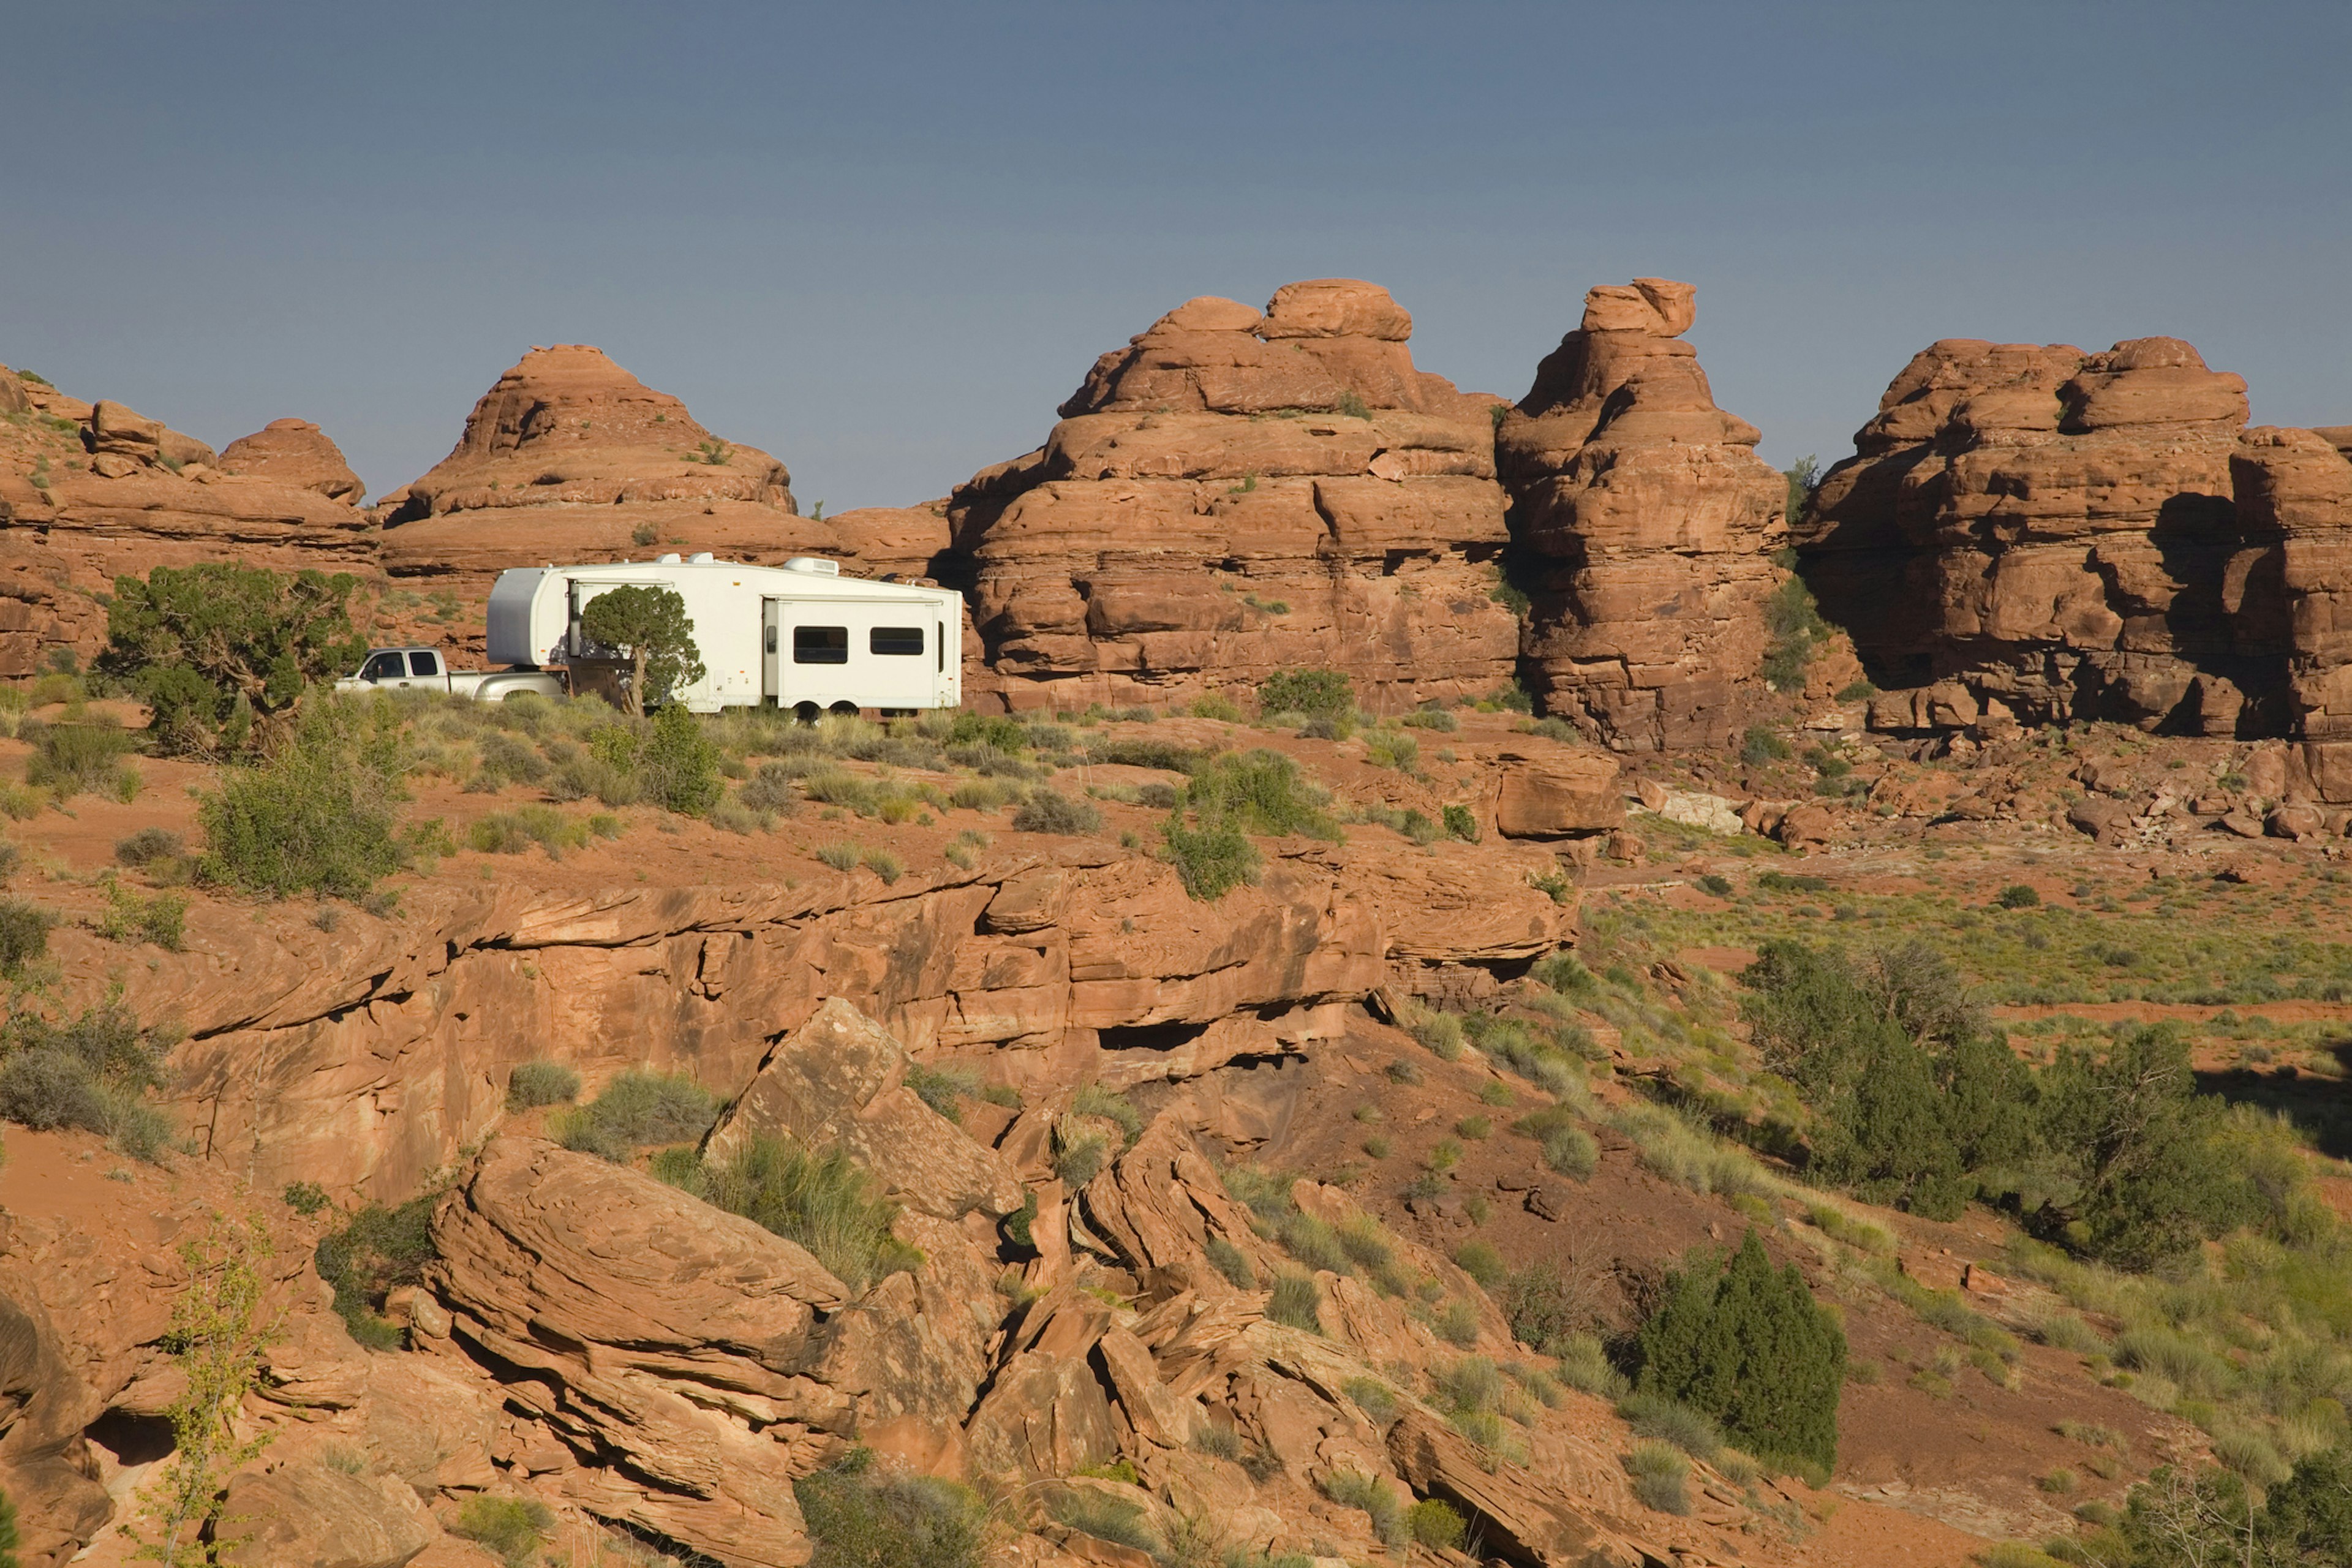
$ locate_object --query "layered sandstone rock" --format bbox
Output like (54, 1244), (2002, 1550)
(0, 377), (375, 675)
(949, 280), (1521, 711)
(219, 417), (366, 503)
(1494, 279), (1787, 752)
(1798, 336), (2259, 732)
(2230, 426), (2352, 739)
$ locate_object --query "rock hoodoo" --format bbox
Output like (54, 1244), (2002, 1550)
(1494, 279), (1788, 752)
(218, 416), (366, 503)
(948, 279), (1522, 711)
(1795, 336), (2263, 733)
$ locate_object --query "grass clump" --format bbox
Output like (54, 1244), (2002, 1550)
(0, 1000), (177, 1161)
(1266, 1271), (1322, 1331)
(451, 1496), (554, 1567)
(552, 1069), (718, 1161)
(1320, 1470), (1403, 1549)
(657, 1133), (919, 1292)
(1624, 1441), (1691, 1514)
(794, 1447), (987, 1568)
(504, 1060), (581, 1112)
(1205, 1235), (1256, 1289)
(1011, 787), (1102, 835)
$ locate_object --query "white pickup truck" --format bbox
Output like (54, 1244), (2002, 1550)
(336, 647), (567, 703)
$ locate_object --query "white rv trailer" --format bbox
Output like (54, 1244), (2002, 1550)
(486, 554), (964, 716)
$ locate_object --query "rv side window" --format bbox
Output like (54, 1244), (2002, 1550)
(361, 651), (404, 682)
(937, 622), (944, 672)
(409, 651), (440, 677)
(870, 626), (924, 657)
(765, 625), (777, 654)
(793, 626), (849, 664)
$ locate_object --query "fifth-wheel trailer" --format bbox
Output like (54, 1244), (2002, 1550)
(486, 553), (964, 716)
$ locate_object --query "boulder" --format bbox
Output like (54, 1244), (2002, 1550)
(86, 398), (218, 470)
(1494, 279), (1787, 750)
(701, 997), (1025, 1220)
(1491, 746), (1624, 837)
(218, 1460), (432, 1568)
(949, 279), (1520, 710)
(0, 1285), (110, 1566)
(2267, 802), (2325, 840)
(2231, 428), (2352, 738)
(219, 417), (366, 503)
(0, 365), (26, 417)
(1385, 1408), (1649, 1567)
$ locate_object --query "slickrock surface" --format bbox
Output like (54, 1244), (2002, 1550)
(949, 280), (1522, 711)
(218, 417), (367, 502)
(1494, 279), (1788, 752)
(0, 369), (374, 675)
(1797, 336), (2261, 733)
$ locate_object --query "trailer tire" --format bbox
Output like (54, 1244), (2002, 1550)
(793, 702), (821, 725)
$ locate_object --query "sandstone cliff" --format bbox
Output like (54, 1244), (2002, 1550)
(1494, 279), (1787, 752)
(949, 281), (1522, 712)
(1796, 336), (2265, 734)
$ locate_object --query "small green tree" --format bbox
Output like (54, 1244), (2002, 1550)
(1637, 1231), (1844, 1472)
(579, 585), (705, 717)
(2264, 1448), (2352, 1566)
(101, 564), (365, 755)
(639, 703), (722, 814)
(128, 1213), (279, 1566)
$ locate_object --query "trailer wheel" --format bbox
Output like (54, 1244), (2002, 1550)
(793, 702), (821, 726)
(828, 701), (860, 717)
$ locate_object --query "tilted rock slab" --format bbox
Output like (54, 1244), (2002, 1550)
(1494, 279), (1787, 752)
(948, 279), (1521, 710)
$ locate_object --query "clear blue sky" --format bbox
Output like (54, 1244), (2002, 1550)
(2, 2), (2344, 509)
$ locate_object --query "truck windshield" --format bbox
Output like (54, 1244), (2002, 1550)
(361, 652), (405, 681)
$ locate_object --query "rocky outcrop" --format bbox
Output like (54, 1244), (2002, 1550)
(0, 1280), (110, 1567)
(219, 417), (366, 503)
(2230, 427), (2352, 740)
(0, 379), (376, 676)
(1798, 336), (2261, 733)
(948, 280), (1521, 711)
(1494, 279), (1787, 751)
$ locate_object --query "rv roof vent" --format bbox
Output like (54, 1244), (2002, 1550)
(656, 552), (684, 565)
(783, 556), (840, 576)
(688, 551), (717, 564)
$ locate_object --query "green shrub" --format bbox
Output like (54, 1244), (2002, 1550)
(1266, 1271), (1322, 1331)
(1499, 1257), (1599, 1355)
(1740, 726), (1791, 767)
(1071, 1083), (1142, 1145)
(904, 1062), (979, 1122)
(1544, 1125), (1599, 1178)
(1434, 1299), (1480, 1347)
(1257, 669), (1353, 717)
(555, 1070), (718, 1160)
(100, 562), (365, 754)
(198, 697), (407, 898)
(1011, 787), (1101, 835)
(1163, 815), (1258, 900)
(1049, 1487), (1159, 1554)
(638, 703), (722, 813)
(1404, 1498), (1466, 1550)
(1760, 569), (1830, 692)
(282, 1180), (331, 1216)
(1344, 1376), (1400, 1426)
(505, 1060), (580, 1112)
(316, 1192), (439, 1349)
(451, 1495), (556, 1567)
(0, 898), (53, 978)
(1636, 1231), (1845, 1472)
(1455, 1238), (1506, 1287)
(861, 847), (904, 883)
(1442, 802), (1479, 842)
(1618, 1389), (1722, 1458)
(1180, 748), (1342, 839)
(660, 1133), (919, 1291)
(1321, 1470), (1403, 1548)
(115, 827), (185, 867)
(0, 1001), (174, 1158)
(95, 877), (185, 950)
(1997, 883), (2041, 910)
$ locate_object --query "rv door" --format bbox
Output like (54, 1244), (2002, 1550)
(763, 598), (782, 703)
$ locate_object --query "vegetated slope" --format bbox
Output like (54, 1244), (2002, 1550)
(3, 657), (2350, 1567)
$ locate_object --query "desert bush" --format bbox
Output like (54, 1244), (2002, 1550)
(1442, 802), (1478, 842)
(1636, 1231), (1845, 1472)
(1257, 669), (1352, 717)
(316, 1191), (439, 1349)
(198, 696), (407, 899)
(114, 827), (185, 867)
(505, 1060), (581, 1112)
(1617, 1390), (1722, 1459)
(861, 847), (903, 883)
(1049, 1487), (1159, 1555)
(739, 761), (799, 814)
(100, 562), (366, 753)
(816, 840), (862, 871)
(1555, 1332), (1631, 1398)
(1434, 1299), (1480, 1347)
(1180, 748), (1341, 839)
(24, 721), (138, 799)
(1455, 1238), (1506, 1287)
(0, 1000), (175, 1158)
(1998, 883), (2041, 910)
(554, 1070), (718, 1161)
(1319, 1470), (1403, 1548)
(660, 1133), (919, 1291)
(1403, 704), (1459, 732)
(1343, 1376), (1399, 1427)
(904, 1062), (979, 1122)
(1011, 788), (1101, 835)
(1544, 1125), (1600, 1178)
(0, 897), (53, 978)
(1499, 1256), (1605, 1355)
(95, 876), (186, 950)
(1364, 730), (1419, 772)
(451, 1496), (556, 1567)
(637, 703), (722, 814)
(794, 1447), (987, 1568)
(1760, 568), (1830, 692)
(1205, 1235), (1255, 1289)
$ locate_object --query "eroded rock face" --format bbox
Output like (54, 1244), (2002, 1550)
(219, 417), (366, 503)
(0, 381), (375, 676)
(949, 280), (1521, 711)
(1494, 279), (1787, 752)
(2231, 427), (2352, 741)
(1797, 336), (2261, 733)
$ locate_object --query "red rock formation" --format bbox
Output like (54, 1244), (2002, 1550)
(219, 417), (366, 503)
(1494, 279), (1787, 752)
(2230, 426), (2352, 750)
(1798, 336), (2260, 733)
(0, 372), (375, 675)
(949, 281), (1521, 711)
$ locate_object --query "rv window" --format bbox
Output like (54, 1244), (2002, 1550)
(408, 651), (440, 677)
(361, 651), (405, 682)
(765, 625), (777, 655)
(793, 626), (849, 664)
(870, 626), (924, 657)
(937, 622), (944, 672)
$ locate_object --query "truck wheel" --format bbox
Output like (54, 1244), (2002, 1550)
(793, 702), (821, 726)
